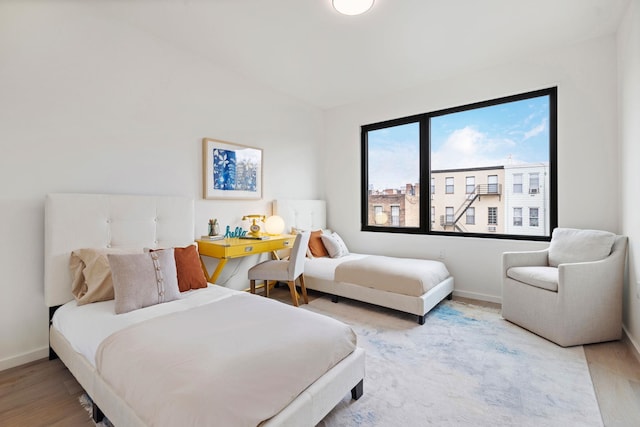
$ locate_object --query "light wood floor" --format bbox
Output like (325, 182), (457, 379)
(1, 289), (639, 427)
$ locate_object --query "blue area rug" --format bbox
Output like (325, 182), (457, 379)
(307, 297), (603, 427)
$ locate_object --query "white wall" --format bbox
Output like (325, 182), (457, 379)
(0, 3), (323, 370)
(324, 35), (620, 303)
(618, 0), (640, 352)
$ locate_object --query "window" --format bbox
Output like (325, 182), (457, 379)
(445, 177), (454, 194)
(530, 208), (539, 227)
(513, 208), (522, 226)
(488, 207), (498, 225)
(487, 175), (499, 194)
(466, 176), (475, 194)
(445, 207), (454, 225)
(466, 207), (475, 225)
(362, 87), (556, 241)
(391, 205), (400, 226)
(529, 173), (540, 194)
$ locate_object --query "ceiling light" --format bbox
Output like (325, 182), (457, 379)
(332, 0), (374, 16)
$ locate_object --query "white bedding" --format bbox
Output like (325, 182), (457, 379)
(304, 253), (368, 281)
(52, 285), (239, 366)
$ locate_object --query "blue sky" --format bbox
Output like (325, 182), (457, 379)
(368, 95), (550, 190)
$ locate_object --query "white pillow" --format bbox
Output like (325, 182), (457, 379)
(320, 232), (350, 258)
(548, 228), (616, 267)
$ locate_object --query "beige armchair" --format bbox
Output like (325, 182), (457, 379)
(502, 228), (628, 347)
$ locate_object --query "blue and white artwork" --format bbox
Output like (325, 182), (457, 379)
(213, 148), (237, 190)
(213, 148), (259, 192)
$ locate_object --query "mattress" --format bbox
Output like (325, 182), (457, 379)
(52, 284), (237, 366)
(305, 253), (451, 297)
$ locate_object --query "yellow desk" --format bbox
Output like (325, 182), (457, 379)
(196, 235), (295, 284)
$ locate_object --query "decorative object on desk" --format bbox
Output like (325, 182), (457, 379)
(207, 218), (220, 237)
(202, 138), (263, 200)
(264, 215), (285, 235)
(201, 235), (225, 241)
(242, 214), (266, 237)
(224, 225), (248, 238)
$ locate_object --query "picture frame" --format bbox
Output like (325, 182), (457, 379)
(202, 138), (263, 200)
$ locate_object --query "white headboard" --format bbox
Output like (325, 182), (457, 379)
(273, 199), (327, 232)
(44, 193), (195, 307)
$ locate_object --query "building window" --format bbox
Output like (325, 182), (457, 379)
(488, 175), (499, 194)
(513, 208), (522, 226)
(488, 207), (498, 225)
(445, 177), (454, 194)
(466, 207), (475, 225)
(361, 87), (556, 241)
(391, 205), (400, 226)
(445, 207), (454, 225)
(529, 173), (540, 194)
(530, 208), (539, 227)
(466, 176), (475, 194)
(513, 174), (523, 193)
(431, 206), (435, 223)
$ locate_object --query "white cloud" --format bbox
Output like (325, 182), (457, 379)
(523, 118), (547, 141)
(431, 126), (513, 170)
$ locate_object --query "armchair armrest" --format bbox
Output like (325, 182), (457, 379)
(502, 249), (549, 273)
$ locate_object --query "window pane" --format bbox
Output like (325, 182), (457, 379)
(430, 93), (551, 237)
(366, 122), (420, 228)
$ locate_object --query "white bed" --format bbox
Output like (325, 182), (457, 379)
(45, 193), (365, 427)
(274, 199), (454, 324)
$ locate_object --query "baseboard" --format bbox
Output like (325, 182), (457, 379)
(0, 347), (48, 372)
(453, 289), (502, 305)
(622, 326), (640, 364)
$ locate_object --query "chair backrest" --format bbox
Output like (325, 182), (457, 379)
(288, 231), (311, 279)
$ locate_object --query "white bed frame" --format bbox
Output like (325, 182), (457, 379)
(274, 199), (454, 324)
(44, 193), (364, 427)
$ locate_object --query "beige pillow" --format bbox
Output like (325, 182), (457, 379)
(548, 228), (616, 267)
(108, 249), (181, 315)
(70, 247), (142, 305)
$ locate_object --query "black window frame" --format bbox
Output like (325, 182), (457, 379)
(361, 87), (557, 242)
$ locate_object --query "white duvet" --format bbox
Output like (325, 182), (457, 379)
(52, 285), (357, 426)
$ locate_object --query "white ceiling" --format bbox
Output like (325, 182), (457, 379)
(98, 0), (630, 110)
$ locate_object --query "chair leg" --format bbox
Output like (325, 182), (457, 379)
(265, 280), (270, 298)
(287, 281), (299, 307)
(299, 275), (309, 304)
(250, 280), (256, 294)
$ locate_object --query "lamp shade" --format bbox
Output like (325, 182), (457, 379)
(332, 0), (374, 16)
(264, 215), (285, 235)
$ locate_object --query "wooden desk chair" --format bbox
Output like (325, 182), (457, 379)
(248, 231), (311, 306)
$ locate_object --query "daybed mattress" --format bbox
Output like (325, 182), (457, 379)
(52, 285), (357, 426)
(305, 253), (450, 296)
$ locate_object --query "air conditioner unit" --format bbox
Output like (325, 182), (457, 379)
(530, 188), (539, 194)
(488, 226), (496, 232)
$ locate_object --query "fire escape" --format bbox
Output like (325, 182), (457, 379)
(440, 183), (502, 232)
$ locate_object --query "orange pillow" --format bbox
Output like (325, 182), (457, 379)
(151, 245), (208, 292)
(308, 230), (329, 257)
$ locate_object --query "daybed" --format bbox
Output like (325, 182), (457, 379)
(274, 199), (454, 324)
(45, 193), (365, 427)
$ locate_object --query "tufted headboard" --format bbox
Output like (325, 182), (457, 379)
(44, 193), (195, 307)
(273, 199), (327, 232)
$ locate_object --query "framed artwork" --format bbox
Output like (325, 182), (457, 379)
(202, 138), (263, 200)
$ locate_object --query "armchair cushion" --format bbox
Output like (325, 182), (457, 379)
(548, 228), (616, 267)
(507, 266), (559, 292)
